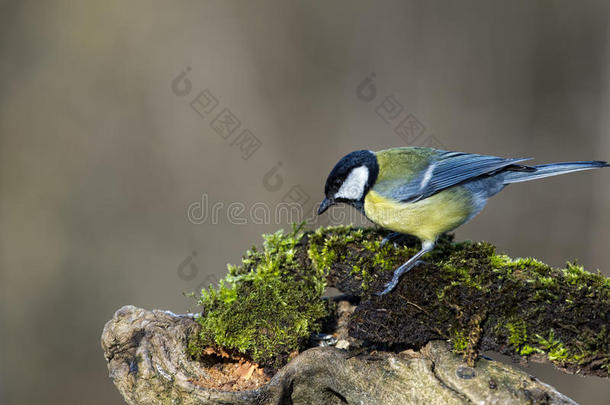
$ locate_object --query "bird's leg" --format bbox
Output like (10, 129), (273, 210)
(374, 241), (434, 296)
(380, 232), (409, 248)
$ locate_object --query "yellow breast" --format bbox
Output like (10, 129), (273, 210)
(363, 187), (475, 242)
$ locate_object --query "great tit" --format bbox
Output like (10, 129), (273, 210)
(317, 147), (609, 295)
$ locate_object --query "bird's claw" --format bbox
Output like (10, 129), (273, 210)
(373, 277), (400, 296)
(373, 252), (430, 296)
(380, 232), (408, 248)
(373, 284), (393, 296)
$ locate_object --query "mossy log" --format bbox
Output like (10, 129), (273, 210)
(101, 226), (609, 404)
(307, 227), (609, 378)
(102, 305), (577, 405)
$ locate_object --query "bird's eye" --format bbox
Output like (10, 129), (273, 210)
(334, 179), (342, 187)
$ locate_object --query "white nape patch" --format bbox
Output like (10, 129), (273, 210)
(335, 166), (369, 200)
(419, 162), (436, 190)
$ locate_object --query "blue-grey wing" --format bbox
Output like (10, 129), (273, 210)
(387, 151), (531, 202)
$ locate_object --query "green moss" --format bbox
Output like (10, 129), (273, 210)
(505, 319), (546, 357)
(536, 330), (569, 364)
(313, 225), (610, 377)
(191, 223), (328, 368)
(308, 225), (415, 292)
(436, 245), (608, 370)
(451, 329), (469, 353)
(506, 320), (527, 349)
(519, 345), (543, 356)
(189, 224), (610, 377)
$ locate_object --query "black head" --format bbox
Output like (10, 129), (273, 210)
(318, 150), (379, 215)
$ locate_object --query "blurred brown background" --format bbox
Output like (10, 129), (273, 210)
(1, 1), (609, 404)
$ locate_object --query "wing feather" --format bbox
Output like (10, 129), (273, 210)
(382, 150), (531, 202)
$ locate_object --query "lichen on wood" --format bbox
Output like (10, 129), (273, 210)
(188, 224), (610, 377)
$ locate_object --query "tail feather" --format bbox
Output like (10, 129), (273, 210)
(503, 161), (609, 184)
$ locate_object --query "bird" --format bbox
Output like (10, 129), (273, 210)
(317, 147), (609, 296)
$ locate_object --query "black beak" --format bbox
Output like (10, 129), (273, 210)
(317, 198), (334, 215)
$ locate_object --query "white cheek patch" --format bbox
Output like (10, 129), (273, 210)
(335, 166), (369, 200)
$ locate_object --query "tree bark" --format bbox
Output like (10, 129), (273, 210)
(101, 227), (609, 403)
(102, 305), (577, 405)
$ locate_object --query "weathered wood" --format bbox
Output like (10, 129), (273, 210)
(102, 226), (609, 403)
(102, 305), (577, 405)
